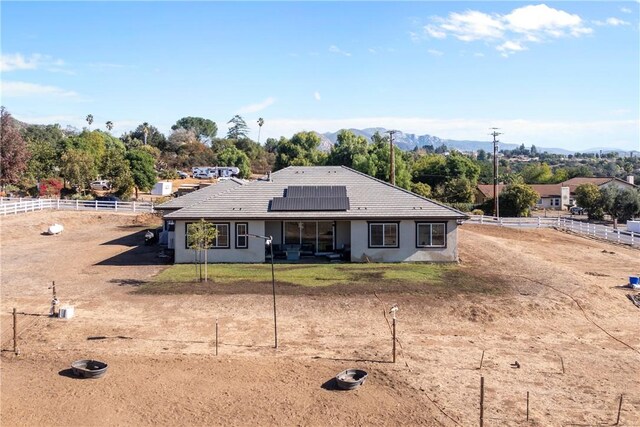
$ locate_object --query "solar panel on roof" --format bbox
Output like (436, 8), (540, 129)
(271, 197), (350, 211)
(271, 185), (350, 211)
(286, 185), (347, 198)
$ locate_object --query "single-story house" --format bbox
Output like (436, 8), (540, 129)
(475, 176), (637, 211)
(158, 166), (468, 263)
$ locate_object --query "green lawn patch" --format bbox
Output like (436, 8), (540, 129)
(152, 263), (450, 287)
(136, 262), (505, 296)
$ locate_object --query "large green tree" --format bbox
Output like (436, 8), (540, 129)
(67, 130), (109, 168)
(100, 147), (134, 198)
(327, 129), (369, 168)
(126, 149), (156, 198)
(274, 131), (325, 170)
(124, 123), (168, 152)
(0, 107), (31, 191)
(599, 186), (640, 228)
(499, 183), (540, 217)
(217, 146), (251, 178)
(226, 115), (250, 140)
(172, 116), (217, 144)
(574, 183), (604, 220)
(521, 162), (553, 184)
(60, 149), (96, 193)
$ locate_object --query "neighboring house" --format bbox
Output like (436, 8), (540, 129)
(158, 166), (467, 263)
(475, 176), (637, 211)
(476, 184), (570, 210)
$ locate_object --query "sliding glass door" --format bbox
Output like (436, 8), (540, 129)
(283, 221), (334, 253)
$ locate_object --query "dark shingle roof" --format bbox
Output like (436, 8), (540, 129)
(165, 166), (467, 220)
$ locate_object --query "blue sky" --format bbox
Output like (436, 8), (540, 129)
(2, 1), (638, 151)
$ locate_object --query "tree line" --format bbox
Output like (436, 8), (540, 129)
(1, 106), (638, 219)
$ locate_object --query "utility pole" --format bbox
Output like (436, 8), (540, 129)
(386, 130), (399, 186)
(490, 128), (502, 218)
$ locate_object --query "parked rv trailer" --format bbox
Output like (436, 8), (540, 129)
(191, 166), (240, 179)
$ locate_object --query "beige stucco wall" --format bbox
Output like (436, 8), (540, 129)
(349, 219), (459, 262)
(174, 220), (266, 263)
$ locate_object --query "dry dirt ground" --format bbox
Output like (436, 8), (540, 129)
(1, 211), (639, 426)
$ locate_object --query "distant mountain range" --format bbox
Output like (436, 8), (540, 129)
(316, 128), (637, 156)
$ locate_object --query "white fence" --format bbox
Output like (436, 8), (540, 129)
(466, 215), (639, 248)
(0, 197), (154, 216)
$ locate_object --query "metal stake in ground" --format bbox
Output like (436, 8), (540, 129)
(390, 304), (398, 363)
(13, 307), (18, 355)
(480, 376), (484, 427)
(615, 394), (624, 425)
(215, 318), (219, 356)
(526, 391), (529, 421)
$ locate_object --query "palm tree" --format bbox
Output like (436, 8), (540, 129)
(105, 121), (114, 132)
(257, 117), (264, 145)
(86, 114), (94, 129)
(142, 122), (149, 145)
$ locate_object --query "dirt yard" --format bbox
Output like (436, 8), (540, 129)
(1, 211), (639, 426)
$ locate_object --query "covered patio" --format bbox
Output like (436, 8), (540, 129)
(265, 220), (351, 261)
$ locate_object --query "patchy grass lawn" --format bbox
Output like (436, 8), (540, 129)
(152, 263), (449, 287)
(133, 262), (506, 296)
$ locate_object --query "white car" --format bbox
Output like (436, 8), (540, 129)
(90, 180), (111, 190)
(194, 171), (215, 179)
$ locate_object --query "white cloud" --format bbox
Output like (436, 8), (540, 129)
(425, 24), (447, 39)
(421, 4), (593, 57)
(620, 7), (632, 14)
(1, 53), (72, 73)
(236, 97), (276, 114)
(1, 81), (79, 98)
(474, 52), (485, 57)
(504, 4), (589, 36)
(437, 10), (504, 41)
(314, 91), (321, 101)
(607, 17), (629, 26)
(329, 45), (352, 57)
(427, 49), (444, 56)
(496, 40), (527, 56)
(1, 53), (40, 71)
(368, 48), (377, 54)
(593, 17), (631, 26)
